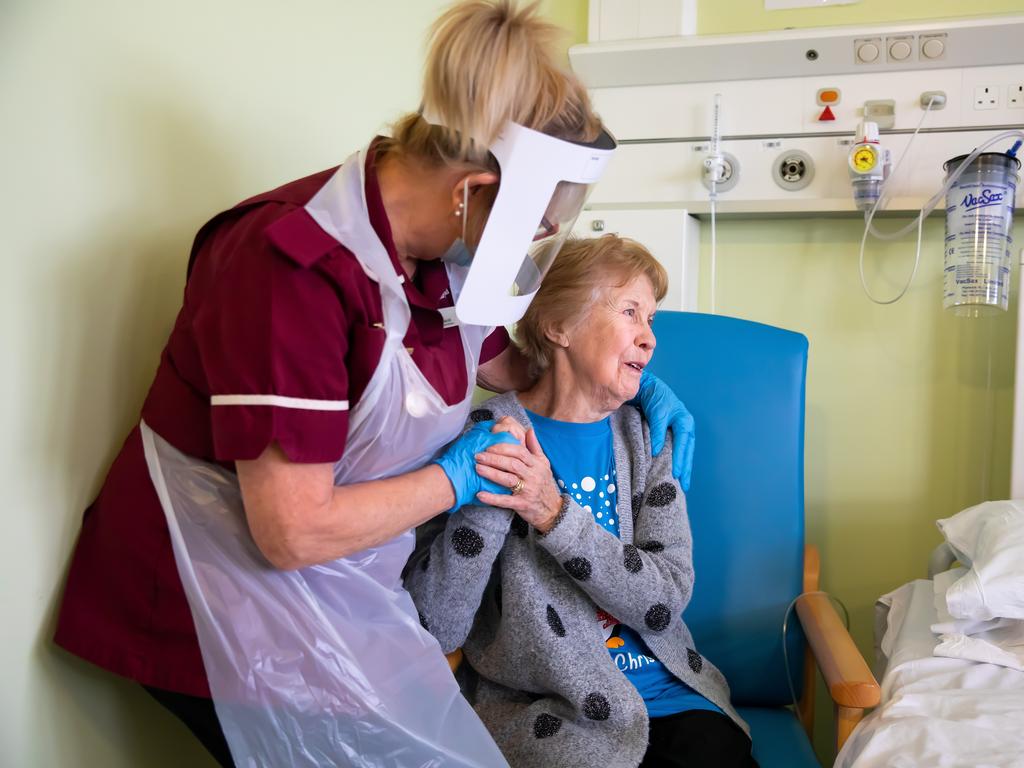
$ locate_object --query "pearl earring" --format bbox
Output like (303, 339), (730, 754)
(454, 202), (464, 218)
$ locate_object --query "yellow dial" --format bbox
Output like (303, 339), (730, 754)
(851, 146), (877, 173)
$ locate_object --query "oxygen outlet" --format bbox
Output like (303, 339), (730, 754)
(771, 150), (815, 191)
(701, 151), (740, 194)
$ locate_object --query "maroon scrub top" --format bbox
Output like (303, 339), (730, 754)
(54, 141), (509, 697)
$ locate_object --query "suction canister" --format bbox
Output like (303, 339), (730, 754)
(943, 152), (1020, 315)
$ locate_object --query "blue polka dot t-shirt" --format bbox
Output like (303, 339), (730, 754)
(526, 409), (721, 718)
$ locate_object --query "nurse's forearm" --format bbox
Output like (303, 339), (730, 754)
(237, 443), (456, 570)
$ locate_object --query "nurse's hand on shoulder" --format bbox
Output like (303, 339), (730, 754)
(475, 429), (562, 534)
(434, 420), (521, 512)
(633, 370), (696, 491)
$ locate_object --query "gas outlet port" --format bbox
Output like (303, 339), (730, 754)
(700, 151), (740, 194)
(772, 150), (815, 191)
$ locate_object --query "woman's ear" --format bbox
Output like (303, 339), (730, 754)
(451, 171), (499, 211)
(543, 322), (570, 349)
(467, 171), (499, 190)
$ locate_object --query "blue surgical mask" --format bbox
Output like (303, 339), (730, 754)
(441, 238), (473, 267)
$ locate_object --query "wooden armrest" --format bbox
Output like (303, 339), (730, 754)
(795, 593), (880, 709)
(797, 544), (820, 738)
(446, 648), (463, 673)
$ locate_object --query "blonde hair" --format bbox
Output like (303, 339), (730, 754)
(377, 0), (602, 173)
(516, 235), (668, 376)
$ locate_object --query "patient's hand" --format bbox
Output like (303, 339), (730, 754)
(474, 429), (562, 533)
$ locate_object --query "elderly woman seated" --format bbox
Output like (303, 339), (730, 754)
(405, 236), (757, 768)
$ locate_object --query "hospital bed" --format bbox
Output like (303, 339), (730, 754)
(834, 541), (1024, 768)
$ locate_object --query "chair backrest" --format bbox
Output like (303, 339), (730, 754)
(647, 312), (808, 706)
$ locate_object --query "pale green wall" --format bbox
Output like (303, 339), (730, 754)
(702, 215), (1014, 629)
(541, 0), (590, 52)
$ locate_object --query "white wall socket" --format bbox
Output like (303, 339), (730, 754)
(974, 85), (999, 110)
(1010, 84), (1024, 109)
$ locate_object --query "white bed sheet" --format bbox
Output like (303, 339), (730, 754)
(835, 579), (1024, 768)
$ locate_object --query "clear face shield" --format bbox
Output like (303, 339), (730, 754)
(511, 180), (592, 295)
(450, 122), (617, 326)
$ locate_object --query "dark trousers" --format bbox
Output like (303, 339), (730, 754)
(143, 686), (234, 768)
(640, 709), (759, 768)
(145, 685), (757, 768)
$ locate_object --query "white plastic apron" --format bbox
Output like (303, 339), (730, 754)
(141, 147), (507, 767)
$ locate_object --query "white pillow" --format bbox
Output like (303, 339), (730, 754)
(931, 567), (1023, 635)
(936, 500), (1024, 621)
(937, 500), (1016, 564)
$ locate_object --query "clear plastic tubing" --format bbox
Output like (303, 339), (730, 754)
(942, 152), (1020, 316)
(867, 129), (1023, 242)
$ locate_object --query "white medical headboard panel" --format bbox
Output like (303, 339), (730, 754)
(571, 15), (1024, 87)
(572, 209), (700, 312)
(572, 17), (1024, 215)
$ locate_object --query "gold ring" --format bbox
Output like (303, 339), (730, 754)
(510, 478), (525, 495)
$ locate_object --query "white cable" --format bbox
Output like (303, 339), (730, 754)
(710, 193), (717, 315)
(709, 93), (722, 315)
(781, 590), (851, 729)
(858, 98), (934, 305)
(858, 194), (926, 305)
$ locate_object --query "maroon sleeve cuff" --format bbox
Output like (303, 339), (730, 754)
(211, 405), (348, 464)
(480, 326), (511, 364)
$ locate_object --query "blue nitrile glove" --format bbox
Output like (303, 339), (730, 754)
(632, 370), (695, 491)
(434, 420), (521, 512)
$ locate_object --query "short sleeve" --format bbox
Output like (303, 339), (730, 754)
(191, 206), (351, 464)
(480, 326), (511, 364)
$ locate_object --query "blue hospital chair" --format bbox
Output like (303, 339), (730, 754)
(646, 311), (879, 767)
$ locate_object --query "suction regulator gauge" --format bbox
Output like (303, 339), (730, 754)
(851, 145), (878, 174)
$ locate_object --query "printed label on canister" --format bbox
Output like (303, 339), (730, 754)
(943, 178), (1015, 311)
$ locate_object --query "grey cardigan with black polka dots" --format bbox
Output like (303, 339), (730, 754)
(405, 392), (748, 768)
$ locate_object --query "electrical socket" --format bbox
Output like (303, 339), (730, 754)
(974, 85), (999, 110)
(1009, 84), (1024, 109)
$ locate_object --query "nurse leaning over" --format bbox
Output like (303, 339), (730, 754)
(54, 1), (695, 765)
